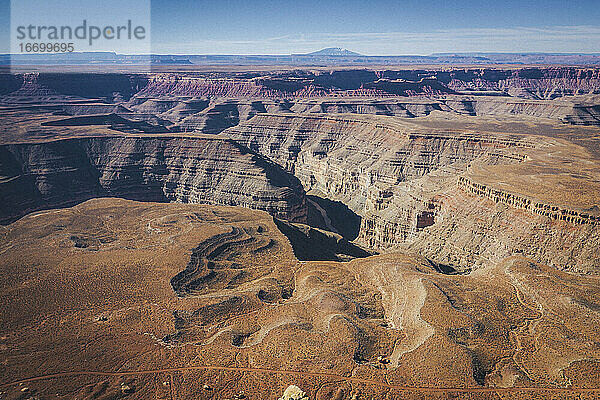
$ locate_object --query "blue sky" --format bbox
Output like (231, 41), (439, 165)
(2, 0), (600, 54)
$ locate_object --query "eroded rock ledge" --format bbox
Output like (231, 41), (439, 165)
(225, 113), (535, 249)
(0, 136), (307, 224)
(458, 176), (600, 225)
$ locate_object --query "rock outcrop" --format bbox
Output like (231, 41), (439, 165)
(458, 176), (600, 225)
(224, 114), (531, 245)
(409, 185), (600, 273)
(2, 69), (600, 275)
(279, 385), (309, 400)
(225, 113), (600, 272)
(0, 136), (307, 224)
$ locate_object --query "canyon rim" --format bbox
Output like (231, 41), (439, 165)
(2, 1), (600, 399)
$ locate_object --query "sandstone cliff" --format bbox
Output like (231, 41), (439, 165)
(121, 96), (600, 130)
(0, 136), (307, 224)
(225, 113), (600, 273)
(224, 114), (528, 244)
(132, 68), (600, 100)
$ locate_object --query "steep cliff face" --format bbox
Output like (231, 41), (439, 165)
(408, 185), (600, 274)
(225, 114), (531, 244)
(0, 73), (148, 103)
(469, 97), (600, 124)
(443, 67), (600, 98)
(225, 113), (600, 272)
(412, 132), (600, 273)
(121, 96), (600, 131)
(2, 69), (600, 274)
(3, 68), (600, 101)
(132, 68), (600, 100)
(134, 75), (309, 98)
(458, 176), (600, 225)
(289, 98), (600, 125)
(0, 136), (307, 224)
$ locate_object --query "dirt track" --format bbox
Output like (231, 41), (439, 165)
(2, 364), (600, 394)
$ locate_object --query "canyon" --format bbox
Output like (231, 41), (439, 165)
(1, 66), (600, 399)
(0, 135), (306, 224)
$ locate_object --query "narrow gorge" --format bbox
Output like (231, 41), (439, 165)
(1, 68), (600, 274)
(3, 66), (600, 399)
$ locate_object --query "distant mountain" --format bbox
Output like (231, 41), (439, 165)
(303, 48), (363, 56)
(4, 51), (600, 67)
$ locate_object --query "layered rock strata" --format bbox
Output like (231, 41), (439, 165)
(121, 96), (600, 131)
(458, 176), (600, 225)
(224, 114), (531, 245)
(0, 136), (306, 224)
(133, 68), (600, 100)
(225, 113), (600, 272)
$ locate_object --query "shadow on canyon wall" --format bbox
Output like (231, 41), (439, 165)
(273, 218), (373, 262)
(306, 194), (362, 241)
